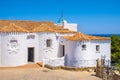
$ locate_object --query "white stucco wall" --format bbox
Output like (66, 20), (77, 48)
(0, 32), (40, 67)
(0, 31), (67, 67)
(63, 21), (78, 31)
(0, 32), (62, 67)
(0, 32), (28, 67)
(0, 31), (111, 68)
(26, 33), (40, 63)
(38, 32), (60, 61)
(64, 40), (111, 67)
(0, 35), (1, 66)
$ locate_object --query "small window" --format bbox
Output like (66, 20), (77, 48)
(27, 35), (35, 39)
(46, 39), (52, 47)
(82, 44), (86, 50)
(96, 45), (100, 52)
(10, 40), (17, 43)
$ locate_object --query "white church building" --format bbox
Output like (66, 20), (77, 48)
(0, 18), (111, 67)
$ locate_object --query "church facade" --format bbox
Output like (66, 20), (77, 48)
(0, 19), (111, 67)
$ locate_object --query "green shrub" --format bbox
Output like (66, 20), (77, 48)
(115, 63), (120, 73)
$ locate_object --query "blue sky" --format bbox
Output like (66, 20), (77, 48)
(0, 0), (120, 34)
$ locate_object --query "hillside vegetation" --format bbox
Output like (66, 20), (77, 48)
(111, 35), (120, 72)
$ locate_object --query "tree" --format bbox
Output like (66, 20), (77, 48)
(111, 35), (120, 64)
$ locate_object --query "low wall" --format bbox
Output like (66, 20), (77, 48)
(43, 58), (97, 68)
(43, 58), (96, 71)
(66, 60), (96, 67)
(43, 57), (64, 67)
(45, 64), (95, 71)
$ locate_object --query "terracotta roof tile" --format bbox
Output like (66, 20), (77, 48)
(0, 23), (28, 32)
(33, 24), (55, 32)
(64, 32), (110, 41)
(0, 20), (110, 40)
(0, 20), (75, 33)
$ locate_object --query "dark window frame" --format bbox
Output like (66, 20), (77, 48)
(82, 44), (86, 50)
(27, 35), (35, 39)
(96, 45), (100, 52)
(46, 39), (52, 47)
